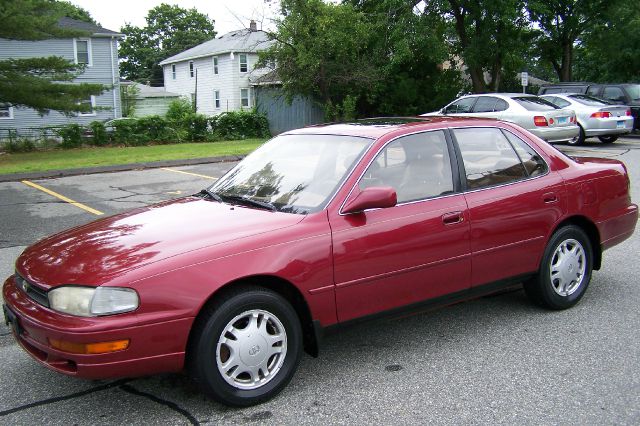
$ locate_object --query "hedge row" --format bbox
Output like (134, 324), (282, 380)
(3, 109), (271, 152)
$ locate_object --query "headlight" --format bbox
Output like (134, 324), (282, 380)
(48, 286), (139, 317)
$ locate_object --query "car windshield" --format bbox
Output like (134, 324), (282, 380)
(624, 84), (640, 101)
(513, 96), (559, 111)
(208, 134), (373, 214)
(568, 94), (611, 106)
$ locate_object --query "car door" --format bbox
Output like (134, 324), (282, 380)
(329, 130), (471, 322)
(451, 126), (566, 287)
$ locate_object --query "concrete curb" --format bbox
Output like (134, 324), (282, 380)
(0, 155), (244, 183)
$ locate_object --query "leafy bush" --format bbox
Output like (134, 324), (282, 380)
(211, 110), (270, 140)
(3, 138), (36, 153)
(166, 97), (194, 122)
(56, 124), (83, 148)
(89, 121), (109, 146)
(110, 118), (143, 146)
(137, 115), (172, 143)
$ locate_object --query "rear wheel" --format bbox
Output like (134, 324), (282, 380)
(524, 225), (593, 310)
(575, 125), (586, 145)
(189, 286), (303, 407)
(598, 135), (618, 144)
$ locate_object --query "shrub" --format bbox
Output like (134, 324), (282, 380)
(3, 138), (36, 153)
(166, 97), (194, 122)
(56, 124), (83, 148)
(211, 110), (270, 140)
(111, 118), (143, 146)
(182, 113), (209, 142)
(89, 121), (109, 146)
(137, 115), (172, 143)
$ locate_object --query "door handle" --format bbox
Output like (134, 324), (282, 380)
(542, 192), (558, 204)
(442, 211), (464, 225)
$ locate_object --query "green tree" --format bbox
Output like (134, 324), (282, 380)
(119, 4), (216, 85)
(261, 0), (458, 117)
(0, 0), (106, 114)
(425, 0), (532, 93)
(527, 0), (610, 81)
(573, 2), (640, 82)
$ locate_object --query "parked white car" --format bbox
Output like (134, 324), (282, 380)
(540, 94), (633, 144)
(422, 93), (580, 145)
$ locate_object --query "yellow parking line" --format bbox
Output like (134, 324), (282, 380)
(21, 180), (104, 216)
(160, 167), (217, 180)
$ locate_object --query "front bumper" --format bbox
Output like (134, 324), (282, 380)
(3, 276), (192, 379)
(529, 125), (580, 143)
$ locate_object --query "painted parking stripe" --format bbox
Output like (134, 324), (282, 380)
(21, 180), (104, 216)
(160, 167), (217, 180)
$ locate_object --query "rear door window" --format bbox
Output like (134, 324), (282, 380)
(472, 96), (501, 113)
(453, 128), (528, 190)
(502, 131), (548, 177)
(602, 86), (627, 103)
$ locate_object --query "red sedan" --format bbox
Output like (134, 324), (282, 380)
(3, 117), (638, 406)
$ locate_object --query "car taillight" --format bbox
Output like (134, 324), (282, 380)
(534, 116), (548, 126)
(570, 116), (576, 123)
(626, 109), (632, 116)
(549, 118), (555, 124)
(591, 111), (612, 118)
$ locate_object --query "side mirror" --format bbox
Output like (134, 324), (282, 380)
(342, 186), (397, 214)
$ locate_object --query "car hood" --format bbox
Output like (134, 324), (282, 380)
(16, 197), (305, 289)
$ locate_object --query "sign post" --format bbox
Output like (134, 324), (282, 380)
(521, 72), (529, 94)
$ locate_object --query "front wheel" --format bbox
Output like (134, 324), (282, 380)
(524, 225), (593, 310)
(188, 286), (303, 407)
(598, 135), (618, 144)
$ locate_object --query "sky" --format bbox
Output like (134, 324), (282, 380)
(69, 0), (281, 34)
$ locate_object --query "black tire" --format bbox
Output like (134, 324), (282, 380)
(524, 225), (593, 310)
(576, 125), (586, 145)
(188, 286), (303, 407)
(598, 135), (618, 144)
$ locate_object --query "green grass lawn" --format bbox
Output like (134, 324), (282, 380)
(0, 139), (266, 175)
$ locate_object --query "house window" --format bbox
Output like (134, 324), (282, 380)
(239, 54), (248, 73)
(189, 61), (194, 78)
(171, 64), (176, 80)
(74, 39), (91, 66)
(78, 96), (96, 116)
(213, 57), (219, 75)
(214, 90), (220, 109)
(0, 103), (14, 119)
(240, 88), (250, 108)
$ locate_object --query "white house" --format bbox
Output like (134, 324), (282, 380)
(159, 21), (273, 115)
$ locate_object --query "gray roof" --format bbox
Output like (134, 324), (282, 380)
(159, 29), (273, 66)
(131, 83), (180, 99)
(58, 17), (123, 37)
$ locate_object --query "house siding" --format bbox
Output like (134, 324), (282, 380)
(163, 52), (264, 116)
(0, 36), (121, 129)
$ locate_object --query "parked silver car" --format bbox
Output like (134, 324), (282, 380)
(422, 93), (580, 144)
(540, 94), (633, 144)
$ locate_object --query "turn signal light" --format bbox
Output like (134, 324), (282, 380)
(534, 116), (548, 126)
(591, 111), (612, 118)
(49, 338), (130, 354)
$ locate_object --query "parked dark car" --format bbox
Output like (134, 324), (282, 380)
(3, 117), (638, 407)
(538, 83), (640, 131)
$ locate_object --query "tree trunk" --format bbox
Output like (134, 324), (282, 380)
(559, 40), (573, 81)
(468, 65), (487, 93)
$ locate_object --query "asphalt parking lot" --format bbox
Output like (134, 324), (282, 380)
(1, 138), (639, 425)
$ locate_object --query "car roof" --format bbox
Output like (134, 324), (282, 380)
(282, 116), (499, 139)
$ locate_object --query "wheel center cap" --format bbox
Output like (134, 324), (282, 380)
(239, 334), (269, 367)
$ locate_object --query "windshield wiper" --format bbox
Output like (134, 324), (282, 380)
(199, 188), (223, 202)
(221, 194), (277, 211)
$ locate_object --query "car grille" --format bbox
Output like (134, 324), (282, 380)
(14, 273), (50, 308)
